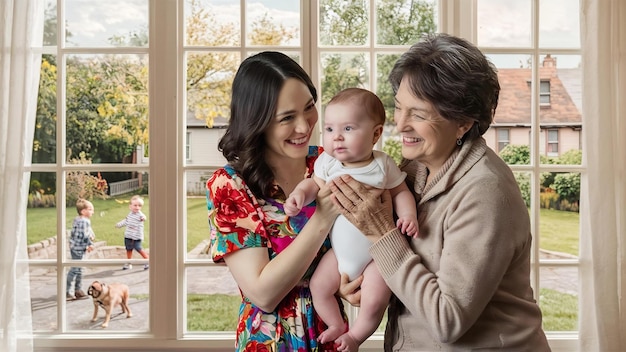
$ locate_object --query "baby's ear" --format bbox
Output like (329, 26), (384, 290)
(372, 124), (383, 144)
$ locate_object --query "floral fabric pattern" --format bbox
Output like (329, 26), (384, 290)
(207, 146), (342, 351)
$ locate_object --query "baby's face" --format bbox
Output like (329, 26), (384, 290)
(323, 102), (380, 166)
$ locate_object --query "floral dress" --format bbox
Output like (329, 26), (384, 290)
(207, 146), (344, 352)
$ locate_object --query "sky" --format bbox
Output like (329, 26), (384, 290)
(58, 0), (581, 68)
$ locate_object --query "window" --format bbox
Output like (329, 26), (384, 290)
(27, 0), (581, 350)
(497, 128), (510, 152)
(547, 129), (559, 155)
(478, 0), (581, 348)
(540, 80), (552, 106)
(186, 132), (191, 161)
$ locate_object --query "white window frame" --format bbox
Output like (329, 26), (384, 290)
(30, 1), (581, 351)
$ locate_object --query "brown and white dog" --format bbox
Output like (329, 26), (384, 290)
(87, 280), (132, 328)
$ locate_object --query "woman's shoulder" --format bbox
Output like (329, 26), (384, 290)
(207, 165), (245, 189)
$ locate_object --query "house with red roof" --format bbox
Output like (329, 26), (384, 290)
(483, 55), (582, 157)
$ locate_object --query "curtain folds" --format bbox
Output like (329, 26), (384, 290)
(579, 0), (626, 351)
(0, 1), (44, 351)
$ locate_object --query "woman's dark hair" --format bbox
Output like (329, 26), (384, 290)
(389, 33), (500, 142)
(218, 51), (317, 199)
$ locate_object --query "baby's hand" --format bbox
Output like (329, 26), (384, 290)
(86, 245), (94, 253)
(284, 192), (305, 217)
(397, 216), (419, 238)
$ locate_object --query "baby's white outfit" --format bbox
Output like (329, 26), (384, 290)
(314, 150), (406, 280)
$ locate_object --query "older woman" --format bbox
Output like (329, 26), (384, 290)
(331, 33), (551, 351)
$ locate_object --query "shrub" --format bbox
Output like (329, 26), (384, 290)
(28, 192), (56, 208)
(66, 152), (109, 205)
(553, 173), (580, 206)
(540, 189), (559, 209)
(383, 137), (402, 165)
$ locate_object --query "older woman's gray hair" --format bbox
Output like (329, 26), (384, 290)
(389, 33), (500, 143)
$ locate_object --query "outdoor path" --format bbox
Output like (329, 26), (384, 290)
(30, 242), (238, 331)
(29, 245), (576, 331)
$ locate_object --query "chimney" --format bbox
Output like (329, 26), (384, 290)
(543, 54), (557, 68)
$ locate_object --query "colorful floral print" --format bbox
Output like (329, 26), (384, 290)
(207, 146), (343, 351)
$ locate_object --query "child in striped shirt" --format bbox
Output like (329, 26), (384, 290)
(115, 195), (149, 270)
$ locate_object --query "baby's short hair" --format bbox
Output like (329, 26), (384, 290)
(327, 87), (386, 125)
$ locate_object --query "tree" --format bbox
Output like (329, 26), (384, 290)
(248, 12), (298, 45)
(319, 0), (435, 109)
(376, 0), (435, 45)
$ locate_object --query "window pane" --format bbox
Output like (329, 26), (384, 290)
(376, 53), (400, 122)
(539, 0), (580, 49)
(246, 0), (300, 46)
(64, 265), (149, 331)
(64, 0), (148, 47)
(65, 170), (149, 257)
(65, 54), (149, 164)
(477, 0), (531, 47)
(186, 267), (240, 332)
(319, 0), (369, 46)
(539, 54), (582, 158)
(30, 266), (58, 332)
(320, 52), (369, 105)
(539, 173), (580, 249)
(184, 0), (240, 47)
(43, 0), (57, 46)
(34, 55), (58, 164)
(375, 0), (437, 45)
(186, 173), (216, 254)
(540, 266), (579, 331)
(27, 172), (58, 247)
(485, 54), (532, 164)
(185, 51), (239, 129)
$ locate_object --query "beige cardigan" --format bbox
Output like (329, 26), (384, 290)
(370, 138), (550, 351)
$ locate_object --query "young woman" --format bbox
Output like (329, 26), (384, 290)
(206, 51), (345, 351)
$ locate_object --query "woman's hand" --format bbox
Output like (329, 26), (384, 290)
(329, 174), (396, 242)
(337, 273), (363, 307)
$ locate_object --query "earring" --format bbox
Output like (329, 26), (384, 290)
(456, 138), (463, 146)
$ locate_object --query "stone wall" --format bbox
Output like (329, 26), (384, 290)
(27, 236), (128, 259)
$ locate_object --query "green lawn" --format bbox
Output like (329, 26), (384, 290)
(184, 289), (577, 333)
(29, 200), (580, 256)
(27, 195), (211, 252)
(538, 208), (579, 256)
(28, 202), (580, 332)
(540, 288), (578, 331)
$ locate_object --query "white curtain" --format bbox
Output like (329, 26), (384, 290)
(579, 0), (626, 351)
(0, 1), (44, 351)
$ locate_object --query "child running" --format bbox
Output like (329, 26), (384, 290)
(67, 198), (96, 301)
(115, 195), (149, 270)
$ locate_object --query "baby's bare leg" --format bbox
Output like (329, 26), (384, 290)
(335, 262), (391, 350)
(310, 249), (346, 343)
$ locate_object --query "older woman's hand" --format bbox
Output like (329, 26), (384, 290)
(337, 273), (363, 307)
(329, 174), (396, 242)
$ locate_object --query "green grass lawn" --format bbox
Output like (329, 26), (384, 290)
(538, 208), (579, 256)
(540, 288), (578, 331)
(28, 202), (580, 332)
(27, 195), (211, 252)
(29, 200), (580, 256)
(185, 289), (577, 332)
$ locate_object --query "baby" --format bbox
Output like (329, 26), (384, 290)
(285, 88), (418, 351)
